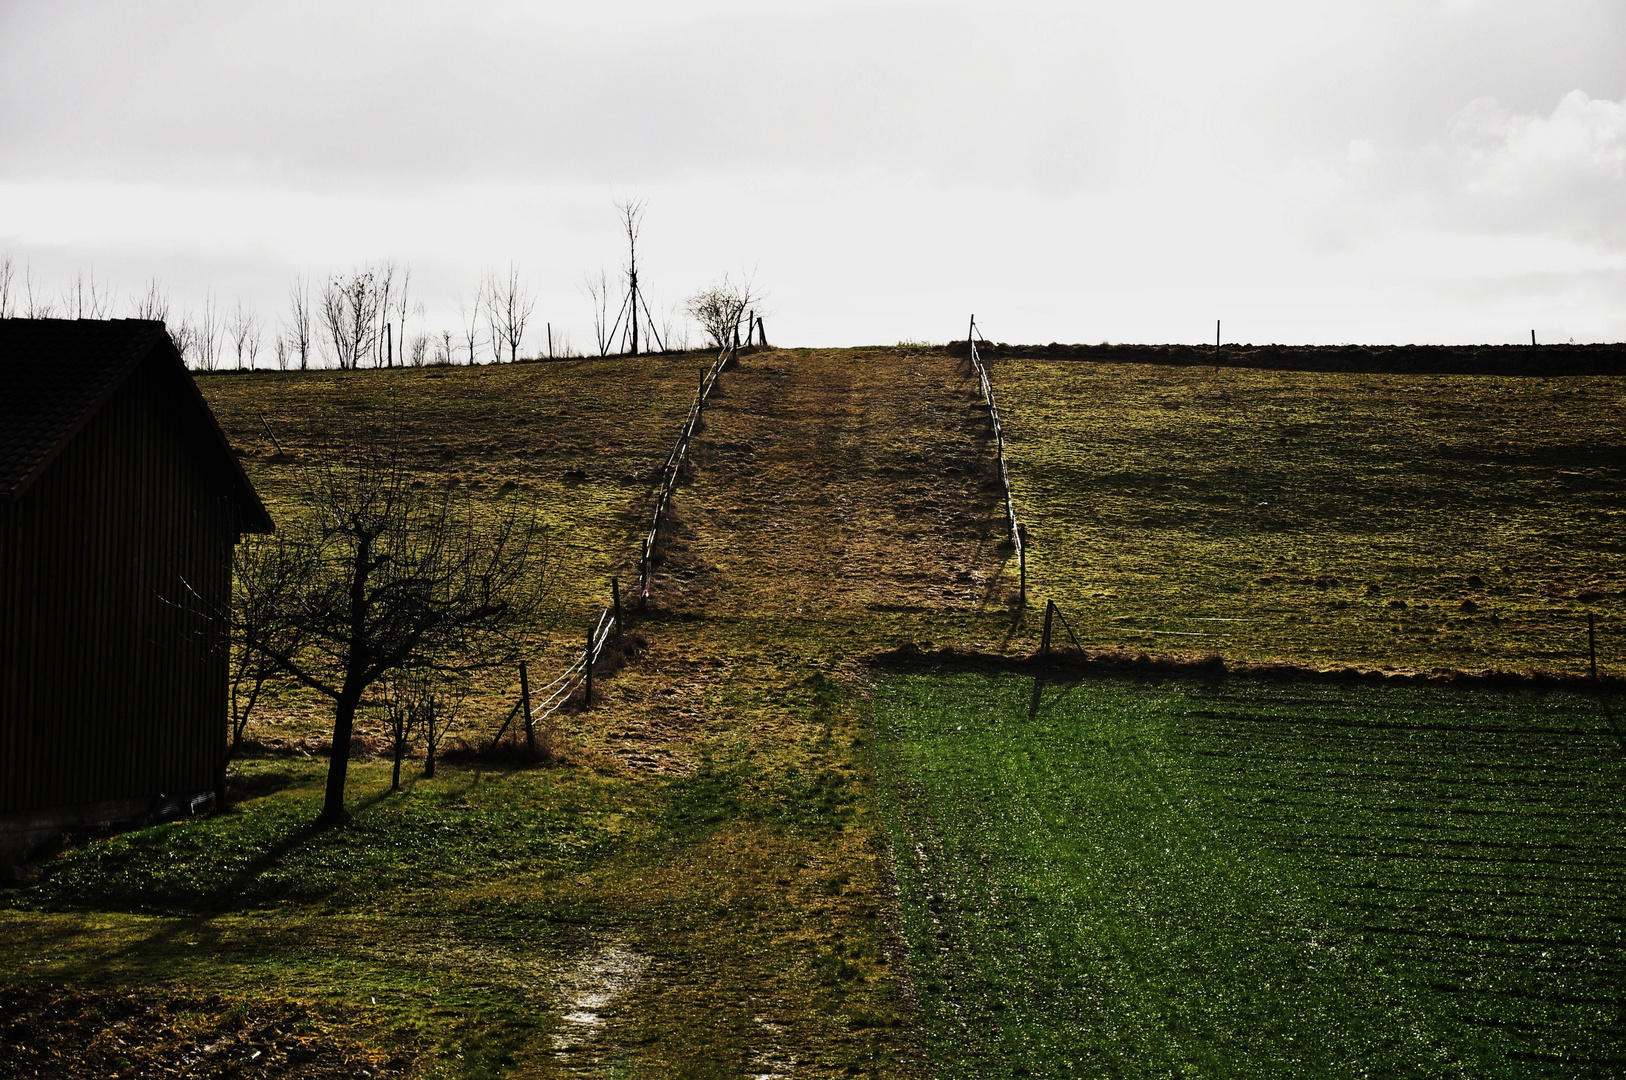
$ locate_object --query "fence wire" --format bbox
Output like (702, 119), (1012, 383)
(515, 343), (739, 733)
(968, 316), (1025, 601)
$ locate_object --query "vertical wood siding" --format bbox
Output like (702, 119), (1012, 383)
(0, 357), (232, 815)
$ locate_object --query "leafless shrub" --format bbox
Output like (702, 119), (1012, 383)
(686, 273), (762, 350)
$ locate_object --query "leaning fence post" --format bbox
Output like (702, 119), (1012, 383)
(612, 576), (622, 633)
(1041, 600), (1054, 656)
(1019, 543), (1027, 605)
(640, 538), (650, 606)
(520, 660), (534, 757)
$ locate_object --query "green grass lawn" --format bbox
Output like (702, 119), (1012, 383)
(994, 360), (1625, 672)
(875, 670), (1625, 1078)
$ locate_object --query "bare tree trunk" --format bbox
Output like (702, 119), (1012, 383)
(322, 686), (363, 824)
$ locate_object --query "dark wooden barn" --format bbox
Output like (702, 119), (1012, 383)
(0, 318), (272, 857)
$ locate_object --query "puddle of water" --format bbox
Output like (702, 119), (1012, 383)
(551, 943), (651, 1055)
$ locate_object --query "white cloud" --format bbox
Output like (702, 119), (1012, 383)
(1445, 91), (1626, 243)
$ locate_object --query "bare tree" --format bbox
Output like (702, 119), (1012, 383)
(239, 423), (555, 824)
(288, 274), (314, 370)
(617, 199), (647, 355)
(225, 534), (311, 785)
(686, 273), (762, 350)
(458, 284), (484, 365)
(408, 333), (429, 367)
(0, 254), (16, 318)
(23, 262), (55, 319)
(197, 293), (224, 371)
(320, 269), (379, 371)
(419, 673), (469, 780)
(662, 302), (691, 353)
(169, 315), (198, 366)
(131, 278), (169, 322)
(484, 274), (505, 365)
(370, 261), (398, 368)
(392, 265), (413, 369)
(229, 300), (261, 371)
(485, 263), (536, 363)
(434, 329), (454, 366)
(274, 332), (291, 371)
(580, 269), (617, 357)
(61, 267), (114, 319)
(379, 669), (425, 791)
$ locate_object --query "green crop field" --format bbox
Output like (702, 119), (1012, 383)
(876, 670), (1625, 1078)
(993, 358), (1625, 673)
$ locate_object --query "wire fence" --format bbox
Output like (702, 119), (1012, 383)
(490, 343), (739, 750)
(968, 316), (1025, 603)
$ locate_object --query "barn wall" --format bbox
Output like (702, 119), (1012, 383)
(0, 356), (232, 817)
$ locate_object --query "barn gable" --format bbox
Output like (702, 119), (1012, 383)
(0, 318), (272, 854)
(0, 318), (272, 533)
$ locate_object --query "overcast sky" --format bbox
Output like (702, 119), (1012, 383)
(2, 0), (1624, 354)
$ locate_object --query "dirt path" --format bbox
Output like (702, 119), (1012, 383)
(663, 345), (1015, 626)
(544, 346), (1019, 1077)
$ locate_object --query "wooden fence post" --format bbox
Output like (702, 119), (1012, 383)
(547, 322), (553, 361)
(1019, 543), (1027, 605)
(612, 576), (622, 633)
(757, 316), (766, 347)
(520, 660), (534, 757)
(1589, 612), (1598, 679)
(1042, 600), (1054, 656)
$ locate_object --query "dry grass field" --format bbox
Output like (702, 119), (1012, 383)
(992, 355), (1624, 673)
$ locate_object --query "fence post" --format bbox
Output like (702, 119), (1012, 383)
(612, 576), (622, 633)
(757, 316), (767, 347)
(1042, 600), (1054, 656)
(1019, 543), (1027, 605)
(520, 660), (534, 757)
(584, 623), (595, 708)
(1589, 612), (1598, 679)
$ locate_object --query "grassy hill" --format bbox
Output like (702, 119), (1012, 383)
(3, 346), (1620, 1078)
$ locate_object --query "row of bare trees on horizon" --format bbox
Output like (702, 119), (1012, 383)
(0, 201), (767, 371)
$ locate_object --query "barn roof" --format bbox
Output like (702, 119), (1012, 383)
(0, 318), (272, 532)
